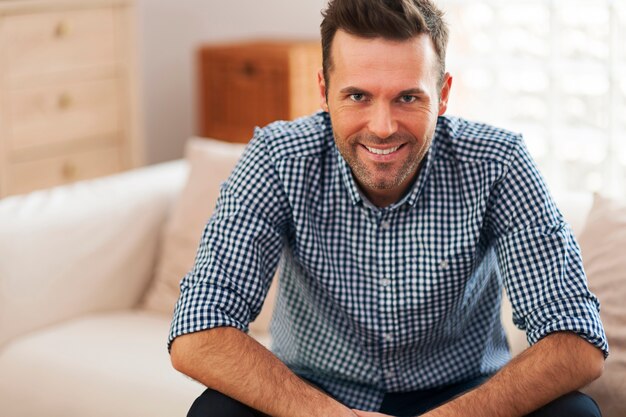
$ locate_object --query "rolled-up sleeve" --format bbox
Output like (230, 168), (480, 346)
(489, 137), (609, 357)
(168, 130), (291, 351)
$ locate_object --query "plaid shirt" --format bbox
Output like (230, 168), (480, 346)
(169, 111), (608, 410)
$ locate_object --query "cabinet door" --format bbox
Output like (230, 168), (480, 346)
(200, 50), (290, 142)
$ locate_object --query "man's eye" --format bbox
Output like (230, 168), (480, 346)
(399, 95), (417, 104)
(349, 93), (365, 102)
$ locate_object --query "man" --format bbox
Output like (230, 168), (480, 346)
(170, 0), (608, 416)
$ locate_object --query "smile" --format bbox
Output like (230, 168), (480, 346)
(364, 145), (402, 155)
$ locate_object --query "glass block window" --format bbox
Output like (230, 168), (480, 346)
(442, 0), (626, 197)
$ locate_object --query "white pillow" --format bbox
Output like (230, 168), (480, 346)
(142, 138), (246, 315)
(142, 138), (279, 337)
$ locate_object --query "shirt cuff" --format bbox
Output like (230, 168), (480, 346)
(523, 295), (609, 358)
(167, 282), (250, 352)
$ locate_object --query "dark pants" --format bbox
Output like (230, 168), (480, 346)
(187, 375), (602, 417)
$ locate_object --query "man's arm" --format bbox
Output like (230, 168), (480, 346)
(354, 331), (604, 417)
(171, 326), (357, 417)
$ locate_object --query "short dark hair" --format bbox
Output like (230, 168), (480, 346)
(320, 0), (449, 89)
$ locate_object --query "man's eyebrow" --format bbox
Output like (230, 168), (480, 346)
(339, 86), (371, 95)
(338, 86), (428, 96)
(398, 88), (428, 96)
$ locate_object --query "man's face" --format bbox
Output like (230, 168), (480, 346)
(318, 30), (452, 207)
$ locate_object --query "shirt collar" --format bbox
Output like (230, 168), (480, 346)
(403, 129), (439, 208)
(333, 118), (442, 210)
(336, 148), (363, 206)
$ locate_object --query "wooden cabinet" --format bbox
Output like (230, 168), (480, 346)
(0, 0), (143, 197)
(197, 40), (322, 143)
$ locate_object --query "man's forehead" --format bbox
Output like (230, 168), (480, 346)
(328, 30), (439, 90)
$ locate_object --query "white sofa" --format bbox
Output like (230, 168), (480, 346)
(0, 142), (613, 416)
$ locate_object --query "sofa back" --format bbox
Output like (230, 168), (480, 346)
(0, 161), (188, 348)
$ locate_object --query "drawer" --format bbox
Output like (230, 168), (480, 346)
(202, 50), (289, 131)
(7, 78), (121, 153)
(3, 8), (117, 78)
(197, 41), (322, 142)
(5, 146), (124, 195)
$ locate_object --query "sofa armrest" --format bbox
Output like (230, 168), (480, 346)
(0, 160), (188, 348)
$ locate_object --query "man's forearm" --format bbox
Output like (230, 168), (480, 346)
(424, 331), (605, 417)
(171, 326), (355, 417)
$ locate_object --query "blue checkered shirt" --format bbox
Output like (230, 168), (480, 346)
(169, 111), (608, 410)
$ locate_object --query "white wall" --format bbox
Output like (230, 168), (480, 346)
(137, 0), (327, 164)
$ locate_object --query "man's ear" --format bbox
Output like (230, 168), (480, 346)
(317, 69), (329, 112)
(438, 73), (453, 116)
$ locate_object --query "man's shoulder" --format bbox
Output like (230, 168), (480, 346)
(435, 116), (521, 165)
(255, 111), (334, 162)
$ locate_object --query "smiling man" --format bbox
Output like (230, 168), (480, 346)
(169, 1), (608, 416)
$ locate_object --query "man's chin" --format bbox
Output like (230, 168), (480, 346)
(359, 176), (400, 191)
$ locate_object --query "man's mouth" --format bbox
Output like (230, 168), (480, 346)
(363, 144), (403, 155)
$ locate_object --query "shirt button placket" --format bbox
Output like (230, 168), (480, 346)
(378, 214), (396, 388)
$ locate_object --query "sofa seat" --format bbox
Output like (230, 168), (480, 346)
(0, 310), (204, 417)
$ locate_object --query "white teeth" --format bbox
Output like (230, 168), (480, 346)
(365, 145), (400, 155)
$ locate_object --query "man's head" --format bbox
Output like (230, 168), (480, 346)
(318, 0), (453, 207)
(321, 0), (449, 91)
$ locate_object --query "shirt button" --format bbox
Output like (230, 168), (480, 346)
(384, 370), (395, 379)
(380, 277), (391, 287)
(439, 259), (449, 270)
(383, 333), (393, 342)
(381, 220), (391, 230)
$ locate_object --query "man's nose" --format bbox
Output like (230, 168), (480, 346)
(367, 103), (398, 139)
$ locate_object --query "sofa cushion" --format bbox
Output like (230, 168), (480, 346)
(0, 311), (205, 417)
(142, 138), (286, 340)
(577, 193), (626, 417)
(142, 138), (280, 338)
(142, 138), (245, 315)
(0, 161), (187, 348)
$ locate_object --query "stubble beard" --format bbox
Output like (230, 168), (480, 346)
(337, 132), (429, 191)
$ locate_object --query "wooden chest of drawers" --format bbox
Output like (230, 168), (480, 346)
(197, 41), (322, 143)
(0, 0), (142, 197)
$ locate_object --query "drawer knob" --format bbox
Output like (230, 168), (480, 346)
(61, 162), (77, 180)
(242, 62), (256, 77)
(57, 93), (72, 110)
(54, 21), (70, 39)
